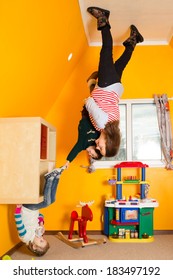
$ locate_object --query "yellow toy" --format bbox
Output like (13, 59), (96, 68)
(2, 255), (12, 260)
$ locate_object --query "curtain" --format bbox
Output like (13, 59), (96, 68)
(154, 94), (173, 169)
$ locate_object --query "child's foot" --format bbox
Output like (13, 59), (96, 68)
(123, 25), (144, 49)
(87, 6), (110, 19)
(44, 167), (65, 179)
(130, 25), (144, 43)
(87, 7), (111, 30)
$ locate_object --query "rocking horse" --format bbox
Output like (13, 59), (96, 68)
(57, 201), (106, 248)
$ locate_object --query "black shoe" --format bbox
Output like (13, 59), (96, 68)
(130, 25), (144, 43)
(87, 6), (110, 19)
(123, 25), (144, 49)
(87, 7), (110, 30)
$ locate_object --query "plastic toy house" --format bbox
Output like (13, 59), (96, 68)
(104, 161), (159, 242)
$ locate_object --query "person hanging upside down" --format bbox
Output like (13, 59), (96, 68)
(14, 167), (65, 256)
(85, 6), (144, 157)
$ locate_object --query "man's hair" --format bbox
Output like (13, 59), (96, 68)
(27, 240), (50, 257)
(104, 120), (121, 157)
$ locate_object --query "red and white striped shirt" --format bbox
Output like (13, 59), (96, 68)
(85, 83), (123, 131)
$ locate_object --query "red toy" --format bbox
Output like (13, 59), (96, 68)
(56, 201), (106, 248)
(68, 204), (93, 243)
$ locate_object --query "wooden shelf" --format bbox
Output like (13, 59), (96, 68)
(109, 236), (154, 243)
(110, 220), (139, 226)
(0, 117), (56, 204)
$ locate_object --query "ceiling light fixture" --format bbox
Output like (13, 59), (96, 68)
(68, 53), (73, 61)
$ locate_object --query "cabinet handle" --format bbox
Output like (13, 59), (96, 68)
(141, 212), (151, 216)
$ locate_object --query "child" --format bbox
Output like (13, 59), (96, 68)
(85, 7), (144, 157)
(14, 167), (65, 256)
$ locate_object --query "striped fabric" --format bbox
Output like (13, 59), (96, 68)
(14, 206), (42, 244)
(90, 87), (120, 131)
(14, 213), (27, 237)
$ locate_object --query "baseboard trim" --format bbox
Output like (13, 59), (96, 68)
(45, 229), (173, 235)
(0, 242), (23, 259)
(45, 230), (103, 235)
(154, 230), (173, 235)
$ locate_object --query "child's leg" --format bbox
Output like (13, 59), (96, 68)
(98, 25), (120, 87)
(23, 168), (64, 210)
(23, 175), (55, 210)
(39, 173), (58, 208)
(114, 45), (134, 81)
(115, 25), (144, 81)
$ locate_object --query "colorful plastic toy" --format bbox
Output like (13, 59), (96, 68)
(57, 201), (106, 248)
(2, 255), (12, 260)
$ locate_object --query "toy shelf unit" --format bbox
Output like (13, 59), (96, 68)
(0, 117), (56, 204)
(104, 161), (159, 243)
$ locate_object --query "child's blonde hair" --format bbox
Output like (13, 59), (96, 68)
(27, 240), (50, 256)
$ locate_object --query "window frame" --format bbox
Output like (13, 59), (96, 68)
(92, 98), (165, 169)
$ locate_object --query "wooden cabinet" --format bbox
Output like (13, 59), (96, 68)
(0, 117), (56, 204)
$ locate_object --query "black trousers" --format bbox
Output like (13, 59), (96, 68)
(98, 25), (133, 87)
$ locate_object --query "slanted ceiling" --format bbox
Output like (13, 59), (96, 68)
(79, 0), (173, 46)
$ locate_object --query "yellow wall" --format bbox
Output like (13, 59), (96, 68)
(0, 1), (173, 257)
(0, 0), (88, 256)
(0, 0), (87, 117)
(45, 44), (173, 234)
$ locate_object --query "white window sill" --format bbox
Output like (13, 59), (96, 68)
(91, 159), (165, 169)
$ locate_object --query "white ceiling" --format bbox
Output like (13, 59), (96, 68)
(78, 0), (173, 46)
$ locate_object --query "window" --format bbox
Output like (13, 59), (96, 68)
(92, 99), (164, 169)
